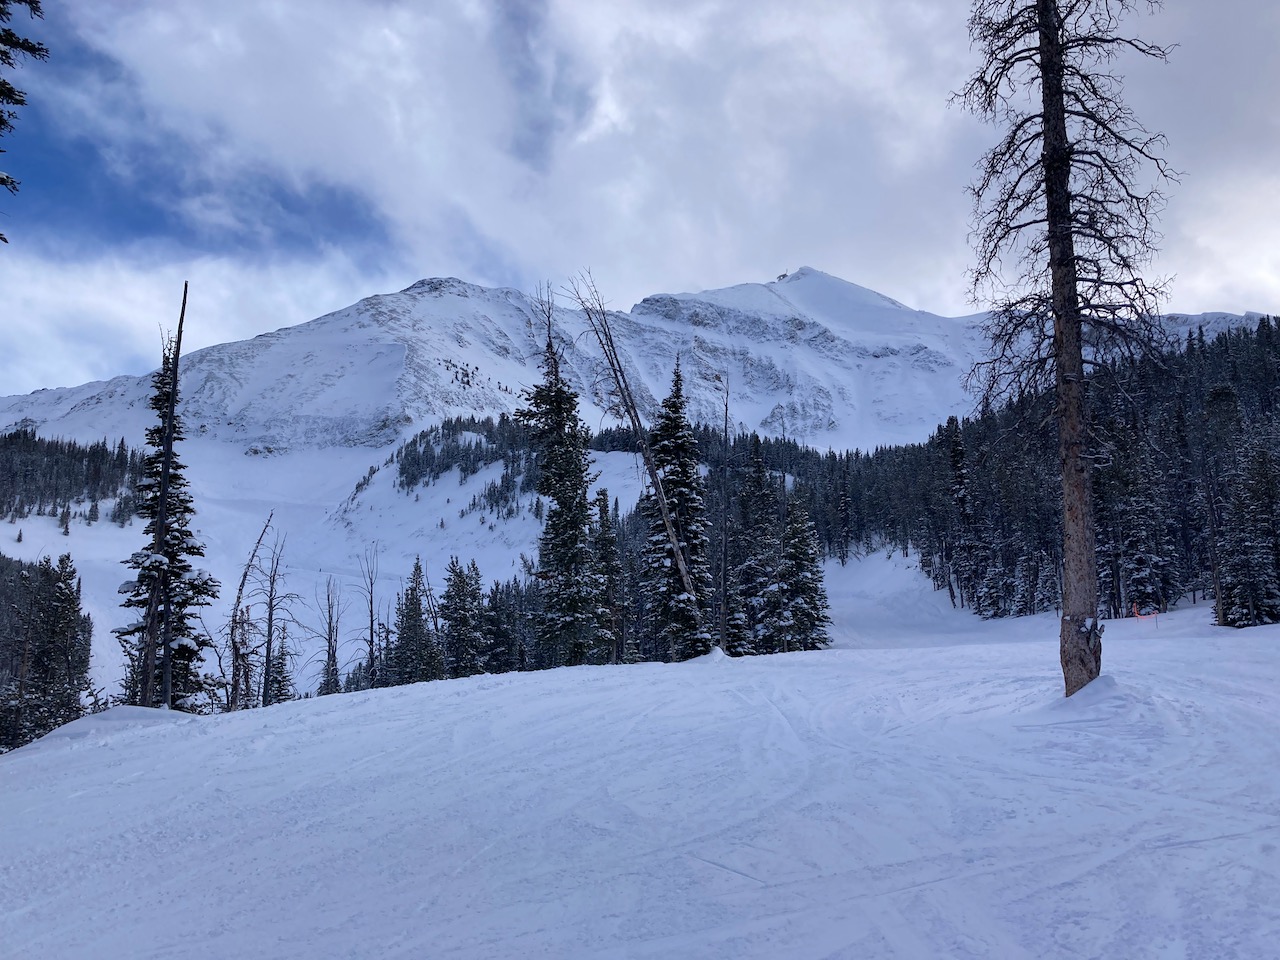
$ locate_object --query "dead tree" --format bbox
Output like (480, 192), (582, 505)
(224, 512), (272, 711)
(256, 532), (297, 706)
(314, 577), (345, 696)
(357, 542), (380, 687)
(566, 273), (702, 633)
(957, 0), (1174, 695)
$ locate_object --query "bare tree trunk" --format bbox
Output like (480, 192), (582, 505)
(567, 274), (702, 632)
(259, 534), (292, 707)
(226, 512), (272, 711)
(1038, 0), (1102, 695)
(139, 593), (159, 707)
(359, 542), (380, 687)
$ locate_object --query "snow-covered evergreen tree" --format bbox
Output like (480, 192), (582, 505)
(263, 623), (295, 705)
(0, 554), (92, 751)
(390, 557), (445, 683)
(1034, 551), (1061, 614)
(776, 500), (832, 652)
(592, 489), (624, 664)
(735, 438), (784, 654)
(481, 579), (524, 674)
(639, 361), (714, 661)
(721, 563), (755, 657)
(515, 309), (600, 668)
(1217, 440), (1280, 627)
(441, 557), (486, 677)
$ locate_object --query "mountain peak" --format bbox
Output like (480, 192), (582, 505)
(400, 277), (486, 298)
(772, 266), (911, 312)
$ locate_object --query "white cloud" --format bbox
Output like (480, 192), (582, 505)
(0, 247), (399, 395)
(4, 0), (1278, 399)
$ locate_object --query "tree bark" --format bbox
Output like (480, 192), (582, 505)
(1038, 0), (1102, 695)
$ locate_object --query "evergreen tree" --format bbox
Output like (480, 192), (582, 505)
(1035, 551), (1061, 614)
(116, 340), (220, 711)
(0, 0), (49, 244)
(734, 439), (784, 654)
(514, 305), (600, 668)
(390, 557), (445, 683)
(0, 553), (92, 751)
(591, 489), (624, 664)
(1217, 440), (1280, 627)
(639, 361), (714, 661)
(776, 500), (833, 652)
(721, 563), (754, 657)
(440, 557), (485, 677)
(481, 580), (523, 674)
(263, 624), (295, 705)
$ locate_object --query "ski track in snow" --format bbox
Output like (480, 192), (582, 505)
(3, 565), (1278, 959)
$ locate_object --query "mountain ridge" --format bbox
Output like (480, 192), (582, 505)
(0, 267), (983, 455)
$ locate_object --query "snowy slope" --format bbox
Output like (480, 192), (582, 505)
(2, 565), (1276, 959)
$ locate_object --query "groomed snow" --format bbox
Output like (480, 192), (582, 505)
(3, 555), (1277, 959)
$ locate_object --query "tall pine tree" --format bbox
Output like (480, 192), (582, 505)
(776, 499), (832, 652)
(390, 557), (445, 683)
(591, 489), (624, 664)
(515, 298), (600, 668)
(734, 438), (785, 654)
(116, 334), (219, 711)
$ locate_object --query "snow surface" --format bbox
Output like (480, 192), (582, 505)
(2, 554), (1277, 959)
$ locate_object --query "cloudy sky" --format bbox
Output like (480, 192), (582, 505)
(1, 0), (1277, 395)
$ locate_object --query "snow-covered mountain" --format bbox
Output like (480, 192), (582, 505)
(0, 267), (1260, 693)
(0, 267), (991, 689)
(0, 267), (984, 455)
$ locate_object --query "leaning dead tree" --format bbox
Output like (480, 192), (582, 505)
(957, 0), (1174, 695)
(225, 512), (273, 711)
(566, 273), (702, 632)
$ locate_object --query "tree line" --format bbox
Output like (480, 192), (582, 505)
(772, 318), (1280, 629)
(0, 551), (94, 751)
(1, 428), (143, 530)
